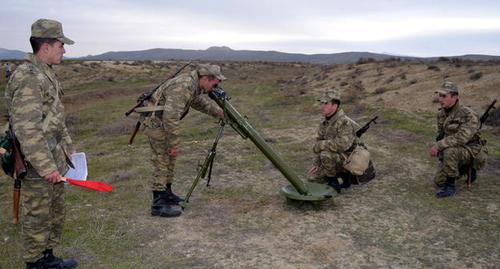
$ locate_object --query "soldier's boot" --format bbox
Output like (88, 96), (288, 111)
(25, 259), (44, 269)
(42, 249), (78, 269)
(327, 177), (341, 193)
(164, 183), (184, 205)
(151, 191), (182, 218)
(339, 172), (352, 189)
(436, 177), (456, 198)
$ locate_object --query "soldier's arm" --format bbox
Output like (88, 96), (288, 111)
(436, 110), (479, 150)
(314, 120), (355, 153)
(10, 75), (58, 177)
(61, 122), (74, 154)
(190, 95), (223, 118)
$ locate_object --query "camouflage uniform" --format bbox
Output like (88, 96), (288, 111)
(312, 108), (360, 179)
(311, 91), (361, 181)
(434, 101), (485, 186)
(141, 67), (222, 191)
(4, 19), (74, 263)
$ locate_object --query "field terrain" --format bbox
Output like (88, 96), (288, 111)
(0, 59), (499, 268)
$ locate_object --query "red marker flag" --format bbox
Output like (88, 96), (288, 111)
(61, 177), (113, 192)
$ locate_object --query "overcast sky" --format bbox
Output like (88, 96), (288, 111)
(1, 0), (500, 57)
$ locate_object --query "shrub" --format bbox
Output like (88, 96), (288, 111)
(470, 72), (482, 81)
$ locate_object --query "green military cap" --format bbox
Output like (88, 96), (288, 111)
(31, 19), (74, 45)
(198, 64), (226, 81)
(436, 81), (459, 95)
(318, 89), (341, 103)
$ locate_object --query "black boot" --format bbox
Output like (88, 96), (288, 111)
(151, 191), (182, 217)
(42, 249), (78, 269)
(327, 177), (341, 193)
(25, 258), (44, 269)
(165, 183), (184, 205)
(436, 177), (456, 198)
(339, 172), (352, 189)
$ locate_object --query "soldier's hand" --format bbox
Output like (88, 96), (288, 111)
(43, 171), (63, 183)
(217, 111), (224, 119)
(430, 145), (439, 157)
(169, 148), (180, 157)
(308, 165), (320, 176)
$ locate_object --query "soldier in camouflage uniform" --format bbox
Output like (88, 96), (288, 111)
(5, 19), (78, 269)
(308, 89), (374, 193)
(430, 81), (487, 198)
(138, 64), (225, 217)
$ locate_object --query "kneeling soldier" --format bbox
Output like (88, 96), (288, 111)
(308, 89), (375, 193)
(430, 81), (488, 198)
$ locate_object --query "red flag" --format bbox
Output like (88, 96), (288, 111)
(62, 177), (113, 192)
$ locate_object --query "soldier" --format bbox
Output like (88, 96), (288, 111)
(5, 19), (78, 268)
(139, 64), (225, 217)
(430, 81), (487, 198)
(308, 89), (374, 193)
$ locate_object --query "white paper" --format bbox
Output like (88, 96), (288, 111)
(64, 152), (88, 181)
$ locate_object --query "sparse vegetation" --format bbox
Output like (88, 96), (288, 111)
(0, 59), (499, 269)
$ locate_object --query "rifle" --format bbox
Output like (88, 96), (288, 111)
(355, 116), (378, 138)
(180, 119), (225, 209)
(126, 61), (192, 145)
(467, 99), (496, 189)
(9, 124), (27, 224)
(479, 99), (497, 129)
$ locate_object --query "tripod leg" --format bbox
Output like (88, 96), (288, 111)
(206, 152), (216, 186)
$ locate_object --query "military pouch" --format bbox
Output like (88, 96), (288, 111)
(473, 145), (488, 171)
(343, 145), (370, 176)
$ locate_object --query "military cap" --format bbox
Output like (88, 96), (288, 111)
(31, 19), (74, 45)
(198, 64), (226, 81)
(436, 81), (459, 95)
(318, 89), (341, 103)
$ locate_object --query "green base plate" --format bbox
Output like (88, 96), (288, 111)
(280, 182), (334, 201)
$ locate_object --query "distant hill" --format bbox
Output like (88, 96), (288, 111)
(0, 48), (26, 60)
(79, 46), (411, 64)
(2, 46), (500, 64)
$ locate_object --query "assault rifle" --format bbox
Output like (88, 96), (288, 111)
(467, 99), (497, 189)
(125, 61), (192, 145)
(479, 99), (497, 129)
(355, 116), (378, 138)
(8, 124), (27, 224)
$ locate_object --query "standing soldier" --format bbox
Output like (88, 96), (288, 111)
(308, 89), (375, 193)
(5, 19), (78, 268)
(138, 64), (225, 217)
(430, 81), (488, 198)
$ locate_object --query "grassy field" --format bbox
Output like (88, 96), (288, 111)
(0, 60), (499, 268)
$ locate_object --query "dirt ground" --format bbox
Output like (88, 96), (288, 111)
(0, 60), (499, 269)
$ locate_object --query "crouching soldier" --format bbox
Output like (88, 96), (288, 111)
(137, 64), (225, 217)
(430, 81), (488, 198)
(308, 89), (375, 193)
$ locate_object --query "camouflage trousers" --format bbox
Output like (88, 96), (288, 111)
(148, 137), (176, 191)
(434, 146), (472, 186)
(311, 150), (345, 181)
(22, 176), (65, 262)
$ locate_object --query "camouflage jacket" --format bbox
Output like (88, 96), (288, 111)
(313, 108), (359, 157)
(5, 53), (74, 177)
(435, 101), (482, 153)
(142, 70), (222, 148)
